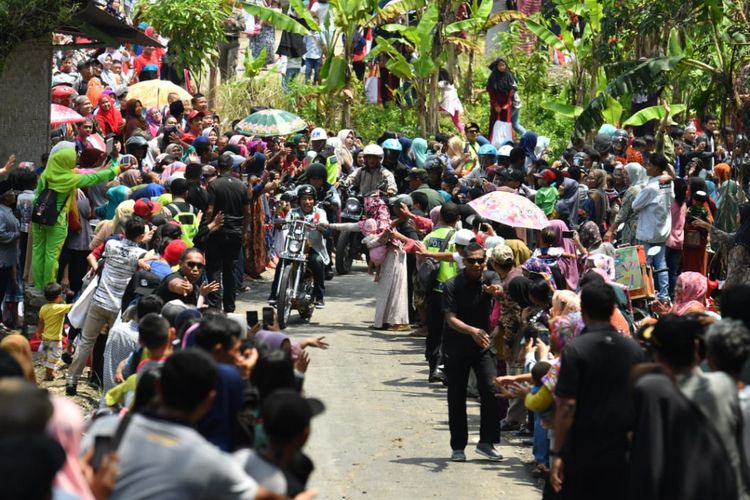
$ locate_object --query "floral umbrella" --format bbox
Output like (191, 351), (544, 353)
(50, 104), (85, 126)
(468, 190), (549, 230)
(235, 109), (307, 137)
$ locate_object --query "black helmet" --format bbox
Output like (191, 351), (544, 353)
(612, 129), (628, 149)
(297, 184), (316, 200)
(424, 155), (445, 172)
(306, 162), (327, 180)
(593, 133), (613, 155)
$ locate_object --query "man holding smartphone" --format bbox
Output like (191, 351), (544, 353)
(441, 242), (503, 462)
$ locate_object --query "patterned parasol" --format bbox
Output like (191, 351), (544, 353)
(50, 104), (85, 126)
(468, 190), (549, 230)
(235, 109), (307, 137)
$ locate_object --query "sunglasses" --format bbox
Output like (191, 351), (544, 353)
(185, 261), (204, 269)
(465, 257), (485, 265)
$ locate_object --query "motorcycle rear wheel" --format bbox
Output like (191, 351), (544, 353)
(335, 230), (355, 275)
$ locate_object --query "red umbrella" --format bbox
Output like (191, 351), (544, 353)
(50, 104), (85, 126)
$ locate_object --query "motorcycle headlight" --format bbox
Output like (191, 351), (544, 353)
(346, 198), (360, 212)
(288, 240), (301, 253)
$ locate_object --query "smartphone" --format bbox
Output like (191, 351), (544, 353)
(562, 230), (575, 238)
(246, 310), (259, 328)
(106, 137), (114, 156)
(91, 435), (113, 471)
(262, 307), (275, 329)
(120, 155), (132, 168)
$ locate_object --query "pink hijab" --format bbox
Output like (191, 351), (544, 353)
(46, 396), (96, 500)
(546, 220), (580, 290)
(674, 271), (707, 316)
(229, 135), (249, 157)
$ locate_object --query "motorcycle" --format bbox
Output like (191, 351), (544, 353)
(335, 185), (367, 275)
(274, 216), (320, 329)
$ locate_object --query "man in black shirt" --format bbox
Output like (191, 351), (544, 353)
(157, 248), (219, 306)
(551, 282), (643, 499)
(205, 153), (251, 312)
(442, 242), (502, 462)
(185, 162), (210, 213)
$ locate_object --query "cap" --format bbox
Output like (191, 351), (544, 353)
(163, 239), (188, 266)
(497, 145), (513, 157)
(534, 169), (557, 183)
(201, 165), (217, 177)
(454, 228), (476, 246)
(484, 235), (505, 250)
(489, 243), (514, 264)
(407, 167), (427, 178)
(261, 388), (325, 442)
(478, 144), (497, 156)
(188, 111), (205, 122)
(133, 198), (163, 219)
(310, 127), (328, 141)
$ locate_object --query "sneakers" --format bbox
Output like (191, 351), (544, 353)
(450, 450), (466, 462)
(428, 366), (448, 385)
(314, 298), (325, 309)
(475, 443), (503, 461)
(65, 382), (77, 397)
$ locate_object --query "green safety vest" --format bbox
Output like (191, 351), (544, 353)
(422, 226), (458, 290)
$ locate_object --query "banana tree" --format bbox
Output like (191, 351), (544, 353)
(367, 2), (441, 135)
(442, 0), (526, 103)
(245, 0), (412, 128)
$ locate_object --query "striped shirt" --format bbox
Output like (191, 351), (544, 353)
(93, 239), (146, 312)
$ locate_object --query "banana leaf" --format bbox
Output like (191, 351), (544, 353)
(288, 0), (321, 32)
(366, 0), (427, 26)
(243, 4), (309, 36)
(622, 104), (688, 127)
(601, 95), (623, 126)
(524, 19), (564, 51)
(542, 101), (583, 118)
(485, 10), (526, 29)
(668, 28), (683, 57)
(413, 2), (439, 56)
(322, 56), (348, 92)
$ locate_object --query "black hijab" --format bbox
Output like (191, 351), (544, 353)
(507, 276), (533, 309)
(487, 58), (515, 93)
(734, 202), (750, 247)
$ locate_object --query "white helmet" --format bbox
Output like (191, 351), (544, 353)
(498, 145), (513, 157)
(310, 127), (328, 141)
(362, 143), (384, 157)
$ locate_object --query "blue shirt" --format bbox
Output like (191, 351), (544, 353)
(131, 183), (166, 201)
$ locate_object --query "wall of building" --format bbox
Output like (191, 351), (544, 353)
(0, 39), (51, 167)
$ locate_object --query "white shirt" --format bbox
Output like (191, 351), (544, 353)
(632, 177), (673, 244)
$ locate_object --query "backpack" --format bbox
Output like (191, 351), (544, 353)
(31, 186), (66, 226)
(174, 212), (199, 247)
(418, 230), (454, 291)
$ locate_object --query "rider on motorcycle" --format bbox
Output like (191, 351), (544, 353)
(268, 184), (329, 308)
(306, 162), (340, 279)
(347, 144), (397, 196)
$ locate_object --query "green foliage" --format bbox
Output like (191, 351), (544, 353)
(139, 0), (229, 78)
(0, 0), (77, 75)
(243, 47), (267, 79)
(622, 104), (688, 127)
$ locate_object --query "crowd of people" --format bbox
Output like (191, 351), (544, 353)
(1, 2), (750, 497)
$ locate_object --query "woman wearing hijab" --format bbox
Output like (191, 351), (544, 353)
(90, 199), (135, 250)
(554, 177), (580, 229)
(518, 131), (538, 168)
(94, 94), (123, 136)
(545, 220), (580, 290)
(581, 169), (609, 232)
(715, 162), (744, 232)
(123, 99), (148, 140)
(398, 137), (414, 168)
(47, 396), (97, 500)
(651, 272), (708, 316)
(411, 138), (428, 168)
(605, 162), (647, 245)
(145, 107), (162, 138)
(551, 290), (580, 317)
(0, 334), (36, 383)
(505, 239), (532, 267)
(693, 202), (750, 288)
(245, 152), (269, 278)
(31, 143), (120, 287)
(683, 185), (714, 275)
(486, 57), (516, 137)
(95, 185), (130, 221)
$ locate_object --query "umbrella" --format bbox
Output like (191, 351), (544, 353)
(468, 190), (549, 230)
(50, 104), (85, 126)
(125, 80), (192, 107)
(235, 109), (307, 137)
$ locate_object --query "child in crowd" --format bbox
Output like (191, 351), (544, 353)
(38, 283), (73, 381)
(532, 227), (576, 265)
(438, 69), (465, 132)
(533, 169), (559, 217)
(528, 361), (552, 476)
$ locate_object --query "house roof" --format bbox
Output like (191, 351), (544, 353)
(57, 0), (162, 47)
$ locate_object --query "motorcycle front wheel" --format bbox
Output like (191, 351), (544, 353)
(335, 230), (354, 275)
(277, 263), (295, 330)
